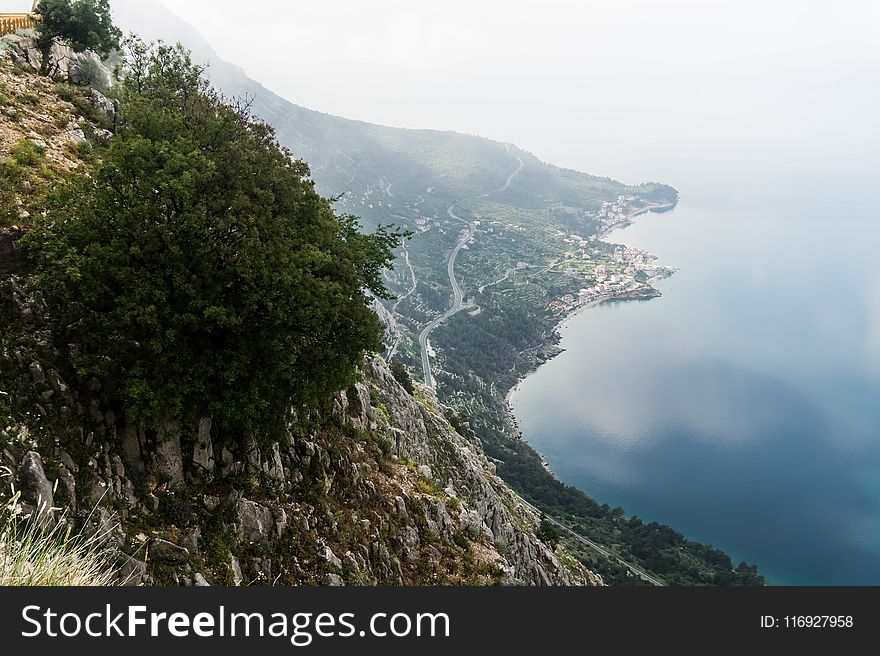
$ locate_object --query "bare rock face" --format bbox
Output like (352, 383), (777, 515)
(358, 356), (590, 586)
(153, 420), (184, 487)
(236, 499), (274, 544)
(2, 34), (41, 70)
(117, 556), (148, 586)
(149, 539), (189, 564)
(2, 35), (112, 88)
(1, 347), (598, 585)
(323, 573), (345, 586)
(229, 555), (244, 586)
(68, 52), (110, 87)
(65, 120), (86, 144)
(192, 417), (214, 474)
(88, 88), (116, 121)
(18, 451), (53, 513)
(54, 463), (76, 511)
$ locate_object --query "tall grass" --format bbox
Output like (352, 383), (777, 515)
(0, 470), (119, 586)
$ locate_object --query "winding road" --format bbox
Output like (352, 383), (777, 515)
(418, 204), (476, 387)
(419, 156), (524, 388)
(388, 244), (418, 360)
(521, 500), (665, 586)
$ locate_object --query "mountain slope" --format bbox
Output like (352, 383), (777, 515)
(110, 0), (674, 233)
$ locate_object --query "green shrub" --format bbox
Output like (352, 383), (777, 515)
(55, 82), (114, 129)
(22, 40), (406, 444)
(377, 434), (395, 458)
(536, 513), (560, 549)
(158, 493), (193, 527)
(10, 139), (45, 167)
(63, 138), (93, 162)
(71, 56), (108, 91)
(0, 159), (22, 182)
(452, 531), (470, 549)
(389, 358), (415, 394)
(417, 478), (442, 497)
(34, 0), (121, 76)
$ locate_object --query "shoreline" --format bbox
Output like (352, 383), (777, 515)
(504, 199), (677, 419)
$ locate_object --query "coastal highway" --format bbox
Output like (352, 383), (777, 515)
(419, 204), (475, 387)
(420, 156), (524, 388)
(521, 499), (665, 586)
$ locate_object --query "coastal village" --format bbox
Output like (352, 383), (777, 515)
(548, 196), (677, 314)
(399, 192), (677, 317)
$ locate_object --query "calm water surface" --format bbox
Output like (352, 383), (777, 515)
(510, 191), (880, 585)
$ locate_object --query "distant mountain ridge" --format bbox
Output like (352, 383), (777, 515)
(109, 0), (675, 235)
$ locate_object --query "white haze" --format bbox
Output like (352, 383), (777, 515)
(3, 1), (35, 11)
(60, 0), (873, 200)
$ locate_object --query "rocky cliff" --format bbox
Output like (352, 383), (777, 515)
(2, 328), (598, 586)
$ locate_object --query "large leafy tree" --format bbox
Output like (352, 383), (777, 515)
(34, 0), (121, 75)
(25, 39), (405, 442)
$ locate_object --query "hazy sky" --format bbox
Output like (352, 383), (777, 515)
(14, 0), (878, 196)
(149, 0), (878, 198)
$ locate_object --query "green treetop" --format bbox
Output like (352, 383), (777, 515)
(34, 0), (121, 75)
(24, 38), (406, 444)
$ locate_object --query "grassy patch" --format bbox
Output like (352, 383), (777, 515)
(376, 433), (394, 458)
(18, 92), (40, 106)
(0, 490), (119, 586)
(416, 477), (443, 498)
(10, 138), (45, 167)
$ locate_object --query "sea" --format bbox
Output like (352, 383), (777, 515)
(510, 179), (880, 585)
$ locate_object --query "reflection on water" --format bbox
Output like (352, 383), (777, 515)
(510, 196), (880, 585)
